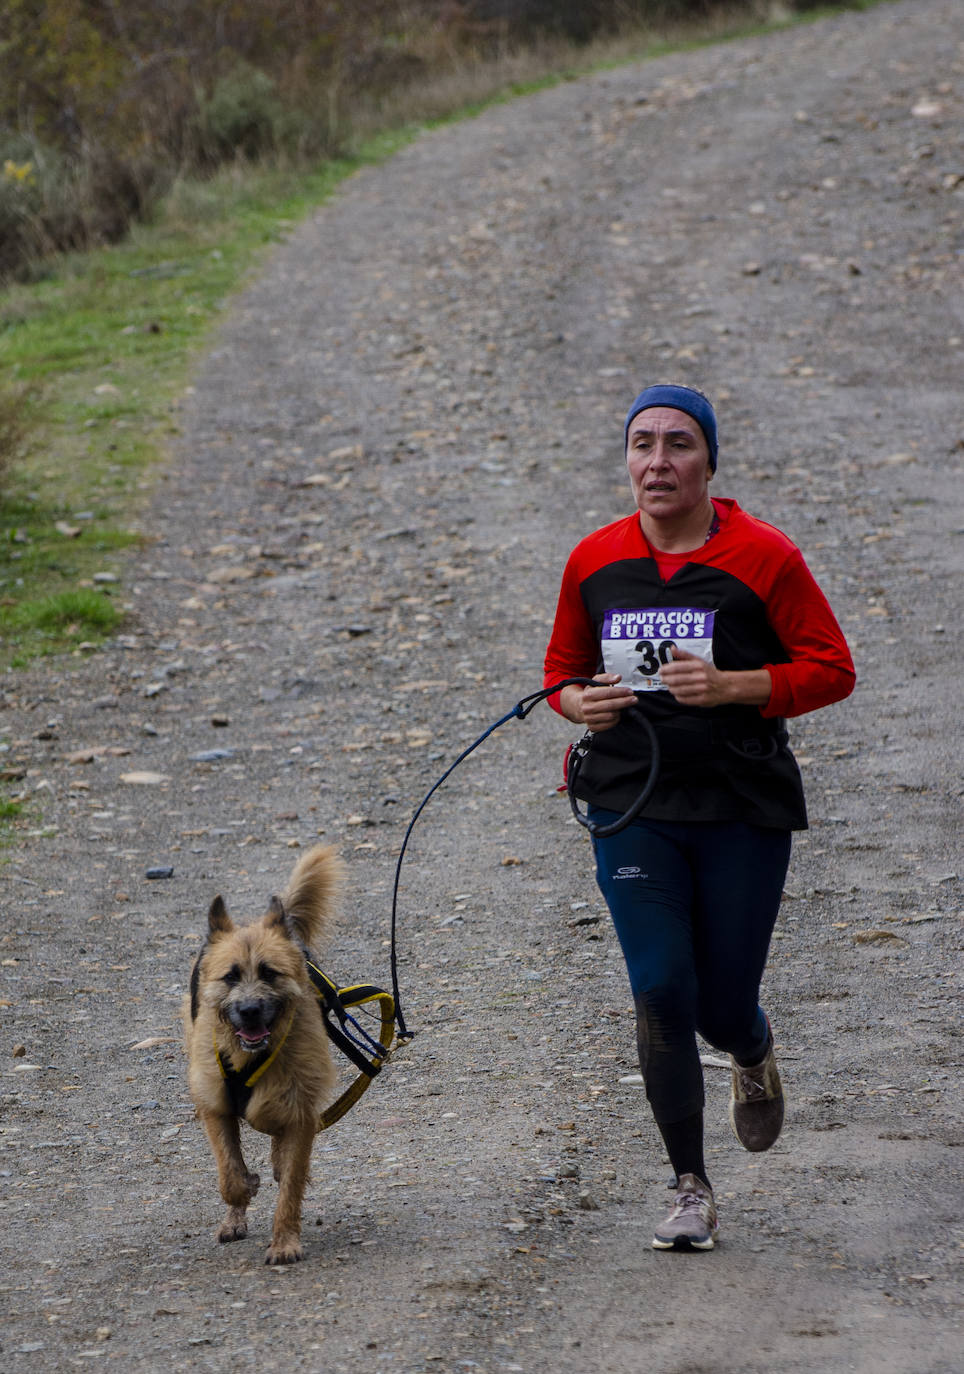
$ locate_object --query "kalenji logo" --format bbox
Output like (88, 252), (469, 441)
(613, 866), (646, 880)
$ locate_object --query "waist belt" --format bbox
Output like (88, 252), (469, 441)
(650, 716), (788, 762)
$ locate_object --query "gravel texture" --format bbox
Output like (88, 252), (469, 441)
(1, 2), (961, 1369)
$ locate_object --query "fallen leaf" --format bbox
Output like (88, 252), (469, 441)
(206, 566), (257, 583)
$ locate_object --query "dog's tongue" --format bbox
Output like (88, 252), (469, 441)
(238, 1027), (269, 1049)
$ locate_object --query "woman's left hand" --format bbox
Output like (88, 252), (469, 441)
(660, 647), (772, 709)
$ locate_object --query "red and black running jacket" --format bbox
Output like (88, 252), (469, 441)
(543, 499), (855, 830)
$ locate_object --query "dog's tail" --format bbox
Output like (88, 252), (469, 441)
(280, 843), (344, 949)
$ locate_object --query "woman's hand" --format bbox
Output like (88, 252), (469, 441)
(660, 647), (772, 708)
(559, 674), (637, 732)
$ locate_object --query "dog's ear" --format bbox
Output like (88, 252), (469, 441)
(208, 895), (233, 935)
(265, 895), (286, 929)
(265, 896), (304, 947)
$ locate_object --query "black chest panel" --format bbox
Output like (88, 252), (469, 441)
(581, 558), (788, 678)
(575, 558), (806, 830)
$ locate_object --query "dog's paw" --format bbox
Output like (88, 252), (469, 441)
(265, 1236), (303, 1265)
(217, 1214), (249, 1244)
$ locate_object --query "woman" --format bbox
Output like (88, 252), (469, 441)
(544, 383), (855, 1251)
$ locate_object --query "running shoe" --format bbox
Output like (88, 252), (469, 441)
(651, 1173), (718, 1251)
(729, 1031), (785, 1152)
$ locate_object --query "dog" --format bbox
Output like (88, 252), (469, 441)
(183, 844), (343, 1264)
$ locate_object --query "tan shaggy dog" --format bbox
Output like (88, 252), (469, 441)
(183, 844), (342, 1264)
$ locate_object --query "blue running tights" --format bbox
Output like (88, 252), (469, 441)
(590, 811), (791, 1127)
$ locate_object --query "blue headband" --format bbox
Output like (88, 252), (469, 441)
(624, 384), (718, 472)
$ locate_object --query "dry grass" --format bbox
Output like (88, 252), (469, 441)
(343, 3), (789, 139)
(0, 379), (35, 503)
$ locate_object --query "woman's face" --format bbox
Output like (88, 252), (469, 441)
(625, 407), (713, 522)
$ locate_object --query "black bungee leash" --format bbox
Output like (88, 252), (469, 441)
(388, 678), (662, 1041)
(565, 703), (662, 839)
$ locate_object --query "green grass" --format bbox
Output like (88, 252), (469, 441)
(0, 797), (25, 850)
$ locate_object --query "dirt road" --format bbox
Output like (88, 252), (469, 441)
(1, 2), (961, 1369)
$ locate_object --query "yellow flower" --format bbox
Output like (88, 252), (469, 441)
(3, 160), (35, 185)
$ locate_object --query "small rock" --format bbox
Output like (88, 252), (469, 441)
(145, 866), (174, 880)
(12, 1044), (26, 1058)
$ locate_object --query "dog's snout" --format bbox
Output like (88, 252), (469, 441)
(237, 1000), (265, 1025)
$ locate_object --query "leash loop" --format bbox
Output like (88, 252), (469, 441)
(565, 704), (661, 838)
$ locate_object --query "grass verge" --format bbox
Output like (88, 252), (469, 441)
(0, 135), (413, 668)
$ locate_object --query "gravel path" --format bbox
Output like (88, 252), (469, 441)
(1, 2), (961, 1369)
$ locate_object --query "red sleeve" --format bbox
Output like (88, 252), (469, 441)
(760, 549), (855, 718)
(543, 547), (600, 714)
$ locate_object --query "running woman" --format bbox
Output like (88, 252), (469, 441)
(544, 384), (855, 1250)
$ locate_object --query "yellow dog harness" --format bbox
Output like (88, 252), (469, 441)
(211, 960), (396, 1130)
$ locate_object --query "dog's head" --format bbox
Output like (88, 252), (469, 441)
(191, 896), (311, 1054)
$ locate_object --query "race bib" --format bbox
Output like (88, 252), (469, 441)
(601, 607), (716, 692)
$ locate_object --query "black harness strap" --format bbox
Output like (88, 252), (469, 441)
(306, 960), (391, 1078)
(220, 1055), (269, 1118)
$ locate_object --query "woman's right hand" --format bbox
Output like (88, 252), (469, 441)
(559, 674), (637, 732)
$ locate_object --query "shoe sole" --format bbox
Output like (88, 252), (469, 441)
(652, 1229), (717, 1251)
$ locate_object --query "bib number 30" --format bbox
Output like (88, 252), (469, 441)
(633, 639), (677, 675)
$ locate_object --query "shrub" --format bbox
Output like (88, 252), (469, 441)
(199, 63), (283, 161)
(0, 131), (162, 280)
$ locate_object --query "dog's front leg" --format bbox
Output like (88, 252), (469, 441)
(200, 1109), (261, 1243)
(265, 1120), (315, 1264)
